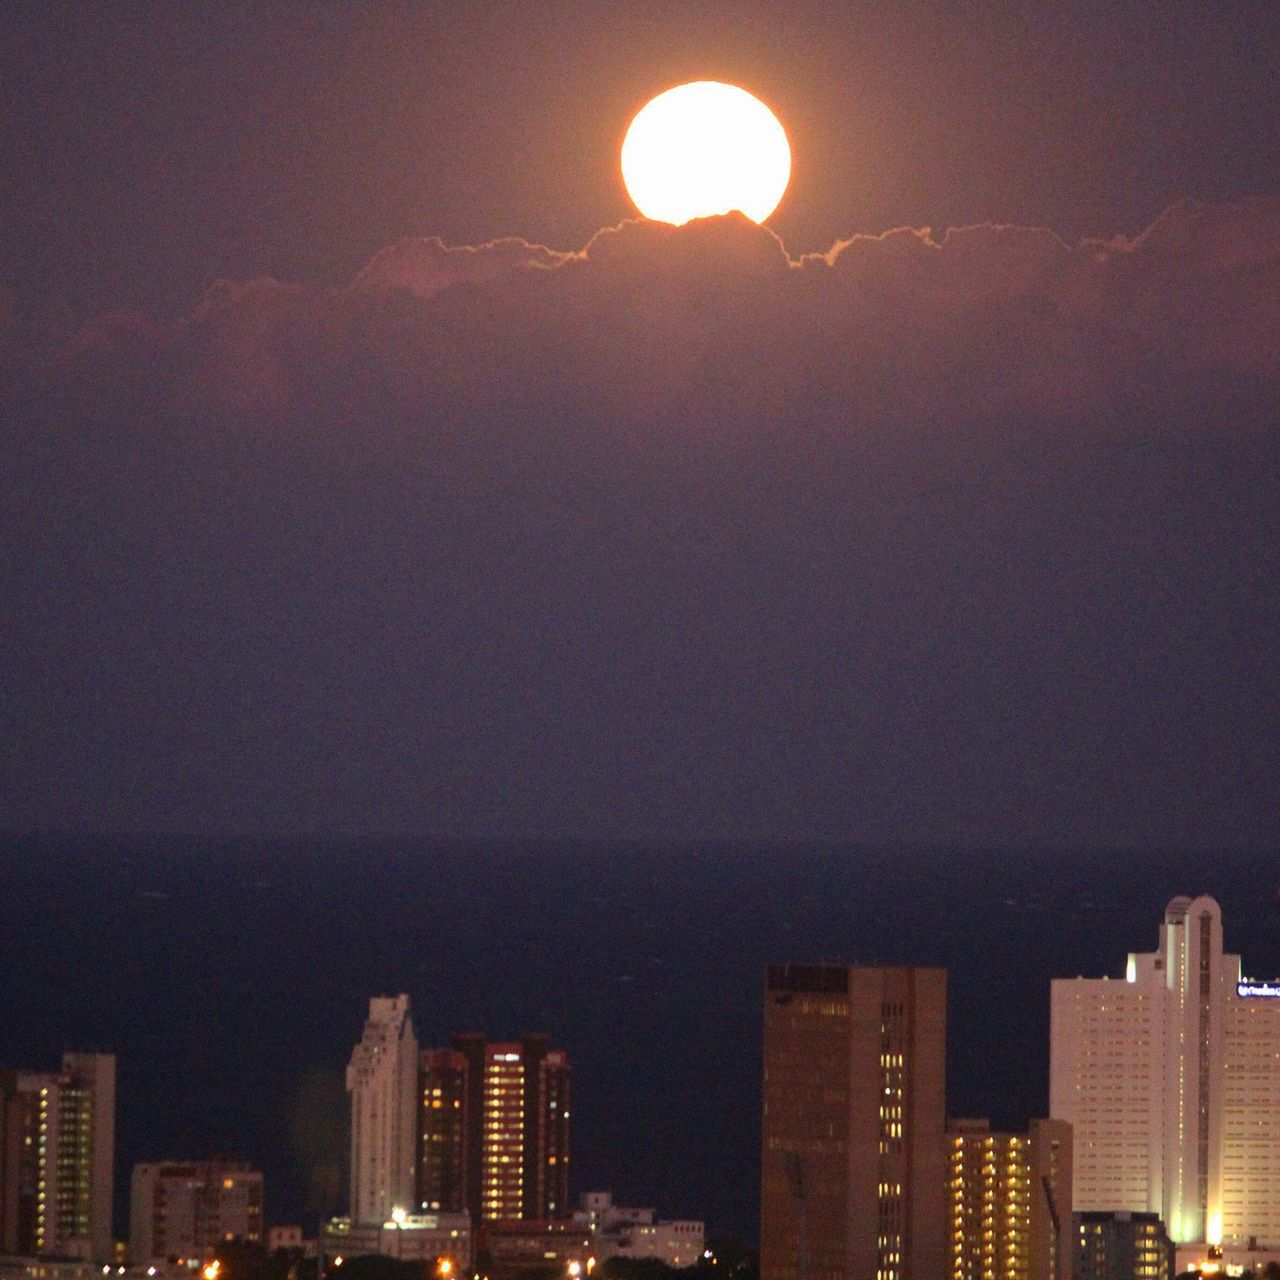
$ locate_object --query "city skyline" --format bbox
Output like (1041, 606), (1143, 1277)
(12, 860), (1280, 1280)
(6, 841), (1280, 1249)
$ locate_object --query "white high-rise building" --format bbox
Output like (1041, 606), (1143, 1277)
(1050, 894), (1280, 1249)
(347, 995), (418, 1226)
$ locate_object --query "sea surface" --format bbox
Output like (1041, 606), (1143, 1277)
(2, 837), (1278, 1245)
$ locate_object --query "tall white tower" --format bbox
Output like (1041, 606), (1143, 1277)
(347, 995), (418, 1225)
(1051, 894), (1280, 1248)
(1158, 895), (1226, 1245)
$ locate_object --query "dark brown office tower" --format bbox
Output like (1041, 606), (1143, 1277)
(519, 1035), (570, 1222)
(452, 1033), (487, 1224)
(760, 965), (947, 1280)
(443, 1034), (571, 1224)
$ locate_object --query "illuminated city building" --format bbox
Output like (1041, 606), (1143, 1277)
(417, 1049), (467, 1214)
(444, 1033), (571, 1223)
(946, 1117), (1073, 1280)
(760, 964), (947, 1280)
(347, 996), (419, 1226)
(1073, 1210), (1173, 1280)
(352, 1005), (570, 1230)
(1050, 895), (1280, 1249)
(128, 1161), (263, 1264)
(0, 1054), (115, 1262)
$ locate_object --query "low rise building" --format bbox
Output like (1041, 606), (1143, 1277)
(573, 1194), (704, 1269)
(1074, 1210), (1173, 1280)
(474, 1218), (593, 1280)
(1174, 1241), (1280, 1276)
(265, 1227), (303, 1254)
(323, 1213), (470, 1269)
(129, 1163), (262, 1265)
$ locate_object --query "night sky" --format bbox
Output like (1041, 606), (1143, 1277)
(2, 0), (1280, 1244)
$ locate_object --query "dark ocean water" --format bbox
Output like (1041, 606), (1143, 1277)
(2, 837), (1278, 1246)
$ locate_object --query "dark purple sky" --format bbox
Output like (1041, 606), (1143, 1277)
(2, 1), (1280, 845)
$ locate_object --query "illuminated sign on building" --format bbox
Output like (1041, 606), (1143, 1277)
(1237, 981), (1280, 998)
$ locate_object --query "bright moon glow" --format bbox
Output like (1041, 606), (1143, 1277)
(621, 81), (791, 226)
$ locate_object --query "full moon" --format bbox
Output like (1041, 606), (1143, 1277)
(621, 81), (791, 226)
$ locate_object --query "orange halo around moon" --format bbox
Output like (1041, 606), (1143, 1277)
(620, 81), (791, 226)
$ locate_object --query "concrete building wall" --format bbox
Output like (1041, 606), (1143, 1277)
(1050, 975), (1163, 1216)
(760, 966), (858, 1280)
(1223, 963), (1280, 1247)
(1029, 1118), (1073, 1280)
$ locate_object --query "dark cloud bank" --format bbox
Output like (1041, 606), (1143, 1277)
(3, 200), (1279, 845)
